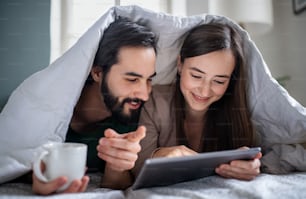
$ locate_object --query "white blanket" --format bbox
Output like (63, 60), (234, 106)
(0, 5), (306, 183)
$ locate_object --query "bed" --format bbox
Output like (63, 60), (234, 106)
(1, 172), (306, 198)
(0, 5), (306, 199)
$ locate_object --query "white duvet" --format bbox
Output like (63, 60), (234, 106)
(0, 5), (305, 184)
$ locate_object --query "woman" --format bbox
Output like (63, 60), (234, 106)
(133, 23), (262, 181)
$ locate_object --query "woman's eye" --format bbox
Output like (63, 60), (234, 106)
(191, 74), (201, 79)
(214, 80), (225, 85)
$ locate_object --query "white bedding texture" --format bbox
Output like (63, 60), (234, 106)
(1, 172), (306, 198)
(0, 5), (305, 198)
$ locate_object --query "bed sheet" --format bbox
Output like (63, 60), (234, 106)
(127, 172), (306, 199)
(1, 172), (306, 199)
(0, 172), (124, 199)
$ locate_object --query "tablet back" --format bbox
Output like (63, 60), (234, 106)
(132, 147), (261, 189)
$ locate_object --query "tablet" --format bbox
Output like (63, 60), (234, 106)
(132, 147), (261, 190)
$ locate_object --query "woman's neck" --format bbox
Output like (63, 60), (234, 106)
(185, 106), (207, 122)
(183, 107), (207, 152)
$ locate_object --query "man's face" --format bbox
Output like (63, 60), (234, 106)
(102, 46), (156, 124)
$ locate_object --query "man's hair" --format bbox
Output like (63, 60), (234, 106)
(90, 17), (157, 79)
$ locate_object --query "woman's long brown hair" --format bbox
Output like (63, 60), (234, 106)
(175, 23), (254, 152)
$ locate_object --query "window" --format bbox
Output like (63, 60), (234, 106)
(50, 0), (169, 62)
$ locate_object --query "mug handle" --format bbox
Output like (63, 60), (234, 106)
(33, 150), (49, 182)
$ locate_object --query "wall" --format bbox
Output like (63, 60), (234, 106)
(252, 0), (306, 106)
(0, 0), (305, 108)
(0, 0), (50, 110)
(186, 0), (306, 106)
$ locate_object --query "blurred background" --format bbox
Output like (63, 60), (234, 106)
(0, 0), (305, 110)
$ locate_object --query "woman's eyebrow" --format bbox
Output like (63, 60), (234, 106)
(215, 75), (231, 78)
(190, 67), (231, 78)
(190, 67), (205, 74)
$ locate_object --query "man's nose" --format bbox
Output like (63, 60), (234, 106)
(134, 83), (150, 102)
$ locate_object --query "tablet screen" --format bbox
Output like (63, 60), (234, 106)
(132, 147), (261, 190)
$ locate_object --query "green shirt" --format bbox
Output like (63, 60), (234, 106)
(65, 117), (137, 172)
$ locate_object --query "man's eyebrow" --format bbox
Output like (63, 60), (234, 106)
(150, 72), (157, 78)
(124, 72), (157, 78)
(124, 72), (143, 78)
(190, 67), (230, 78)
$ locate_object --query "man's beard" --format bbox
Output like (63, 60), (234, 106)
(101, 79), (145, 125)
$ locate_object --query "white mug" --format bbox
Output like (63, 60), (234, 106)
(33, 142), (87, 192)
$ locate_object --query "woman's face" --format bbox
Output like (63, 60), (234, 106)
(178, 49), (235, 114)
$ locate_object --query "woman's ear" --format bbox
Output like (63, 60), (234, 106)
(90, 66), (103, 82)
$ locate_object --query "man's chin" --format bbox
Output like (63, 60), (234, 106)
(113, 111), (140, 125)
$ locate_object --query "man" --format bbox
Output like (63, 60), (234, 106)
(32, 17), (157, 194)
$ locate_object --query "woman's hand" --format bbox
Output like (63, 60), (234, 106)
(215, 147), (262, 180)
(152, 145), (198, 158)
(32, 163), (89, 195)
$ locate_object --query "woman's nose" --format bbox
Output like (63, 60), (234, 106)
(199, 83), (211, 97)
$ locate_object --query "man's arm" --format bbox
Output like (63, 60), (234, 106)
(101, 165), (133, 189)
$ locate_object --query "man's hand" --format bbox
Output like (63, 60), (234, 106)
(32, 163), (89, 195)
(97, 125), (146, 171)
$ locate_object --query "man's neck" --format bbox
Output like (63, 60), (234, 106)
(70, 83), (111, 133)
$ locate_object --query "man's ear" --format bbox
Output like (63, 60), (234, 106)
(91, 66), (103, 82)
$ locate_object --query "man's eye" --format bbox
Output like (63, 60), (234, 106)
(126, 78), (138, 82)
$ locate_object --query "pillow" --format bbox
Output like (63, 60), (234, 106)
(0, 5), (305, 183)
